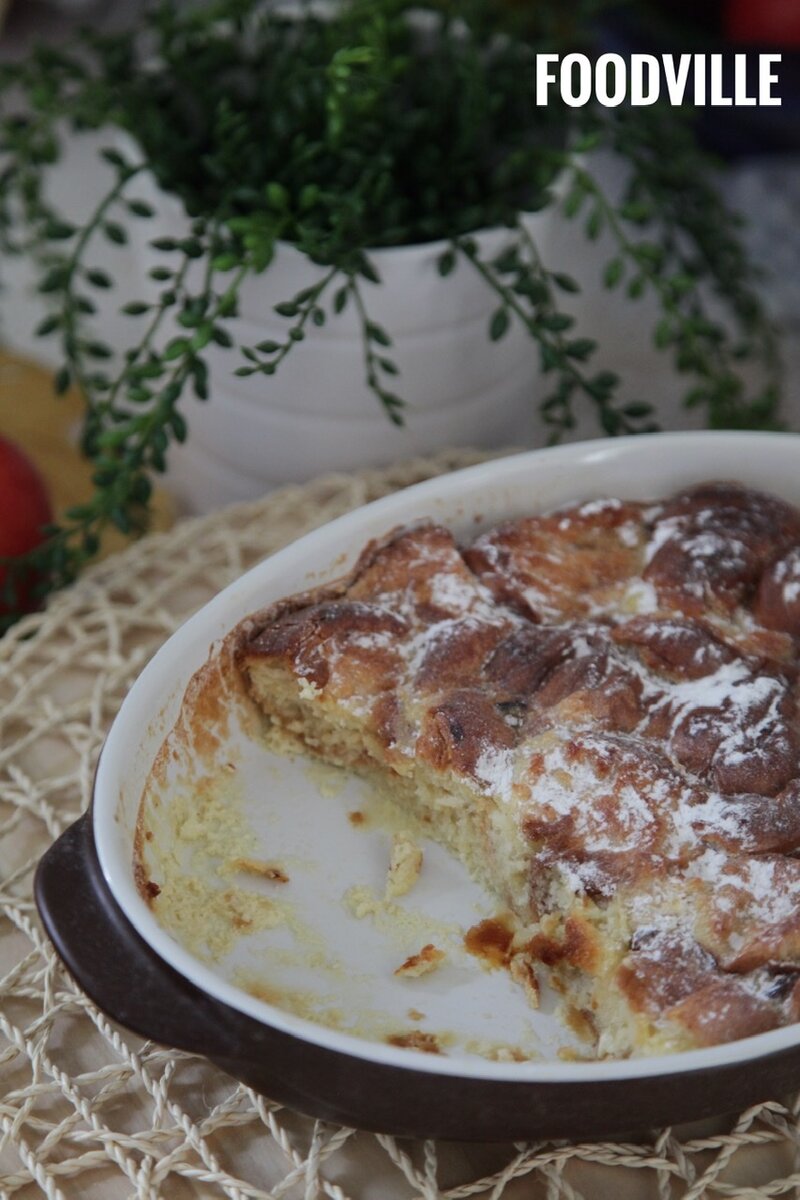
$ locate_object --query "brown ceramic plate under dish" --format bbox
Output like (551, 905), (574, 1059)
(35, 433), (800, 1142)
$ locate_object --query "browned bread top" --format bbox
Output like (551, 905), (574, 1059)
(240, 482), (800, 1046)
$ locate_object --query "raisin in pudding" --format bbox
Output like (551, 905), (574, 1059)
(238, 482), (800, 1057)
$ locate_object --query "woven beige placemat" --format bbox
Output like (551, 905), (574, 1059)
(1, 447), (799, 1200)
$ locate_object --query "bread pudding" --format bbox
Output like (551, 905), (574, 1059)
(238, 482), (800, 1058)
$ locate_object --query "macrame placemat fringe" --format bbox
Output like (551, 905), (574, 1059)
(0, 448), (798, 1199)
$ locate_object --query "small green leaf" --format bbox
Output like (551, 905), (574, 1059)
(573, 130), (602, 153)
(669, 273), (695, 298)
(563, 187), (585, 219)
(110, 506), (132, 534)
(489, 308), (510, 342)
(35, 314), (60, 337)
(170, 411), (188, 441)
(654, 318), (672, 349)
(565, 338), (595, 361)
(619, 201), (652, 224)
(100, 147), (127, 169)
(127, 199), (154, 218)
(218, 290), (238, 318)
(86, 268), (112, 289)
(54, 366), (71, 395)
(122, 301), (150, 316)
(367, 322), (391, 347)
(552, 272), (579, 293)
(333, 287), (349, 315)
(603, 258), (624, 289)
(299, 184), (320, 210)
(600, 407), (622, 435)
(132, 475), (153, 504)
(633, 242), (664, 269)
(540, 342), (560, 372)
(359, 257), (381, 285)
(163, 337), (190, 361)
(38, 266), (69, 294)
(437, 249), (456, 277)
(266, 181), (289, 210)
(190, 325), (213, 351)
(622, 401), (653, 418)
(180, 237), (203, 259)
(492, 247), (518, 274)
(137, 362), (165, 379)
(586, 207), (603, 241)
(103, 221), (127, 245)
(593, 370), (620, 393)
(44, 219), (75, 241)
(541, 313), (573, 333)
(684, 387), (710, 409)
(192, 361), (209, 400)
(212, 253), (239, 272)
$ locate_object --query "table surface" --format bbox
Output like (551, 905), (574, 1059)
(0, 446), (798, 1199)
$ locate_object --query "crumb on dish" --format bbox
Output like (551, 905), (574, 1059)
(385, 831), (423, 899)
(228, 857), (290, 883)
(386, 1030), (443, 1054)
(394, 943), (445, 978)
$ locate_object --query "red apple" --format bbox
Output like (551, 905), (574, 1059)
(726, 0), (800, 46)
(0, 435), (54, 617)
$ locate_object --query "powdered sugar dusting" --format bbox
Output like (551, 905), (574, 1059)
(687, 847), (798, 929)
(617, 522), (641, 548)
(576, 498), (623, 518)
(428, 569), (488, 616)
(473, 745), (516, 801)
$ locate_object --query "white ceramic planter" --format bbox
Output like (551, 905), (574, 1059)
(124, 152), (571, 513)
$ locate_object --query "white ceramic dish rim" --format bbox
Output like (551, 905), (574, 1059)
(94, 430), (800, 1083)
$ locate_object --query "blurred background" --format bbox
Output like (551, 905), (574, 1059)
(3, 0), (799, 417)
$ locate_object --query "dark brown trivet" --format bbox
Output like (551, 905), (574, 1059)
(35, 809), (800, 1142)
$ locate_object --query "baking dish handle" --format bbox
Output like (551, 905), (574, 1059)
(34, 812), (257, 1057)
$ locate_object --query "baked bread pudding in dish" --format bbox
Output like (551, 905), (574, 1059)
(238, 482), (800, 1058)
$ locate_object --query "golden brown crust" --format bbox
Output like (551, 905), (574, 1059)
(644, 482), (800, 618)
(238, 482), (800, 1053)
(756, 546), (800, 635)
(464, 500), (646, 622)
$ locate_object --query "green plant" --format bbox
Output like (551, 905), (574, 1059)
(0, 0), (782, 627)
